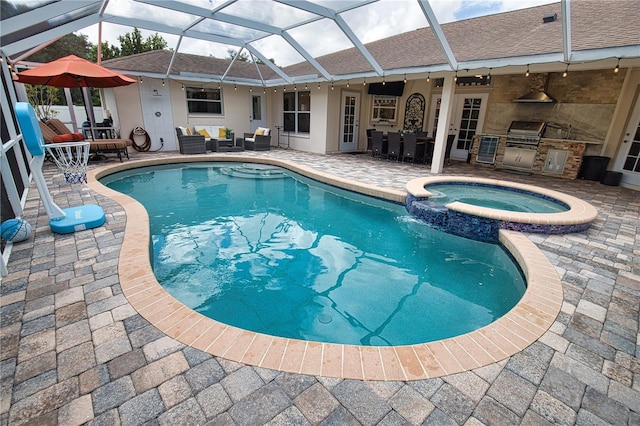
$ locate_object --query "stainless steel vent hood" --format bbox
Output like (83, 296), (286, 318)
(514, 73), (556, 103)
(513, 91), (555, 103)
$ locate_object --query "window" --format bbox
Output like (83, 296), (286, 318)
(283, 91), (310, 133)
(186, 87), (223, 114)
(371, 95), (397, 122)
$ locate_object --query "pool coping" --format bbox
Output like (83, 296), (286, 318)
(87, 155), (563, 381)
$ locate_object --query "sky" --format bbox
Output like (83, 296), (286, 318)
(77, 0), (558, 67)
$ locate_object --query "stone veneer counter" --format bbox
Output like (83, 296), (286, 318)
(470, 134), (603, 180)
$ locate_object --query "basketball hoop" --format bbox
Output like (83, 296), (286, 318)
(44, 142), (90, 184)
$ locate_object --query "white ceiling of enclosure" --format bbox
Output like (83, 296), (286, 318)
(1, 0), (639, 87)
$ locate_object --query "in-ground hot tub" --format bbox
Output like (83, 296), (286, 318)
(406, 176), (598, 242)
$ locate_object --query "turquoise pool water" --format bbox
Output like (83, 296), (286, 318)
(426, 183), (569, 213)
(102, 163), (526, 346)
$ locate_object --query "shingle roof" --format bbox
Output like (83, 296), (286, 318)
(102, 1), (639, 82)
(102, 50), (280, 81)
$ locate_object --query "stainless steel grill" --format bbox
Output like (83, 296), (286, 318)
(506, 121), (546, 146)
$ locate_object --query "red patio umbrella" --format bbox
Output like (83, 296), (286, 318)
(15, 54), (136, 88)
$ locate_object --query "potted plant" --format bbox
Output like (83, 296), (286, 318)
(225, 128), (233, 139)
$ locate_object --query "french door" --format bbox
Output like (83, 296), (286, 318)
(339, 91), (359, 151)
(612, 96), (640, 186)
(250, 93), (266, 132)
(429, 94), (488, 161)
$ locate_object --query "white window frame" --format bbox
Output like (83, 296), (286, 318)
(371, 95), (398, 123)
(186, 87), (223, 115)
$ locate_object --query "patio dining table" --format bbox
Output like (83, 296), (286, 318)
(380, 133), (434, 162)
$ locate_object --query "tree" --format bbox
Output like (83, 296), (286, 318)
(226, 49), (251, 62)
(88, 41), (121, 63)
(25, 33), (92, 63)
(25, 85), (59, 121)
(118, 28), (167, 56)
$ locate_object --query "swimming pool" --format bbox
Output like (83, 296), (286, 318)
(89, 156), (563, 380)
(102, 163), (526, 346)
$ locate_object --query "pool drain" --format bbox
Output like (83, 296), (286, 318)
(318, 314), (332, 324)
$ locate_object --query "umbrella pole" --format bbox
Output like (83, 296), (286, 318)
(82, 87), (97, 138)
(63, 89), (79, 132)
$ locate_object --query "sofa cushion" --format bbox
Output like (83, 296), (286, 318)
(196, 128), (211, 138)
(218, 127), (227, 138)
(185, 127), (192, 135)
(194, 125), (225, 140)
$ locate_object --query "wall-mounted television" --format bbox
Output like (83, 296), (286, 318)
(367, 81), (405, 96)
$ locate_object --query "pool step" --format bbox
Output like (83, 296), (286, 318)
(220, 163), (286, 179)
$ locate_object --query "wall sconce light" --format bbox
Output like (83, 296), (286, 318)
(614, 58), (620, 73)
(525, 65), (530, 77)
(563, 64), (569, 77)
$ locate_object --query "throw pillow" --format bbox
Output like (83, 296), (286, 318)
(254, 129), (265, 138)
(197, 129), (210, 138)
(185, 128), (192, 135)
(219, 127), (227, 138)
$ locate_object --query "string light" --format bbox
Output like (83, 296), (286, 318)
(162, 79), (165, 87)
(304, 83), (308, 90)
(201, 86), (205, 92)
(346, 80), (350, 88)
(382, 78), (386, 86)
(363, 78), (366, 86)
(454, 71), (458, 82)
(139, 76), (143, 84)
(263, 87), (266, 94)
(403, 74), (407, 83)
(525, 64), (530, 77)
(181, 83), (184, 90)
(234, 84), (237, 90)
(563, 64), (569, 77)
(218, 82), (221, 89)
(614, 58), (620, 73)
(426, 72), (430, 82)
(331, 82), (334, 90)
(317, 83), (321, 90)
(274, 87), (277, 92)
(249, 86), (253, 92)
(294, 84), (297, 91)
(487, 68), (492, 80)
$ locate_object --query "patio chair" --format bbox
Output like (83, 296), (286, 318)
(370, 131), (385, 159)
(386, 132), (402, 161)
(44, 119), (131, 162)
(175, 127), (206, 154)
(366, 128), (375, 151)
(402, 133), (424, 164)
(243, 127), (271, 151)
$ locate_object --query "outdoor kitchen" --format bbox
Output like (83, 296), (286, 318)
(469, 69), (624, 180)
